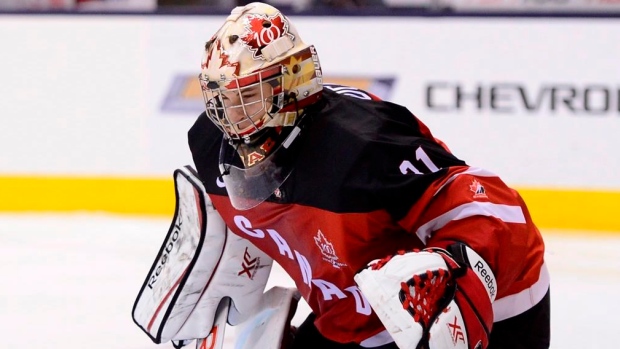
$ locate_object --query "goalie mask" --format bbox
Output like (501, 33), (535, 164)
(199, 2), (323, 210)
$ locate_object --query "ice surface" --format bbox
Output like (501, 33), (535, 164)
(0, 213), (617, 348)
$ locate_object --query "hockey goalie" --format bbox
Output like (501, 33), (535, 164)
(133, 2), (549, 349)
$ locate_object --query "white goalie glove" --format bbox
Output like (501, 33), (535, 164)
(132, 166), (298, 349)
(354, 244), (496, 349)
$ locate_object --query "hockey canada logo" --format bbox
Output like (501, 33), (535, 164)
(469, 179), (488, 199)
(314, 230), (347, 269)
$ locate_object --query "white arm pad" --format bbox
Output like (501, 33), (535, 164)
(132, 166), (273, 344)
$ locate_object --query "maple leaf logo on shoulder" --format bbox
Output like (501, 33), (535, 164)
(240, 13), (294, 60)
(202, 39), (240, 83)
(314, 230), (347, 269)
(469, 179), (488, 199)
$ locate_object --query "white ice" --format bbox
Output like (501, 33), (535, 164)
(0, 213), (618, 348)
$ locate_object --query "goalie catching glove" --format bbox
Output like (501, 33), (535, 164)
(354, 244), (497, 349)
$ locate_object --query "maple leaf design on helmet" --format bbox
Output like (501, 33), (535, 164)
(240, 13), (295, 60)
(201, 39), (241, 88)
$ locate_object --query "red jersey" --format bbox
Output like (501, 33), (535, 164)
(188, 86), (548, 345)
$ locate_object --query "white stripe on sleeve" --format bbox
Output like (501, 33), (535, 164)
(493, 262), (550, 321)
(433, 167), (498, 196)
(415, 202), (526, 244)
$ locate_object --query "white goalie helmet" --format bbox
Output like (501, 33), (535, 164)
(199, 2), (324, 210)
(199, 2), (323, 145)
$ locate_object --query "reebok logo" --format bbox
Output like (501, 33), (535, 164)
(474, 260), (496, 299)
(147, 215), (182, 289)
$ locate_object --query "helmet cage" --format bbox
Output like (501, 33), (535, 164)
(200, 64), (285, 142)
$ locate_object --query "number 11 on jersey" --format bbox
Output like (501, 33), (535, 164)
(399, 146), (440, 175)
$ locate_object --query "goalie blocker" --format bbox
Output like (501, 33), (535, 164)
(132, 166), (298, 349)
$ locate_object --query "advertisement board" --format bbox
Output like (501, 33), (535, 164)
(1, 15), (618, 230)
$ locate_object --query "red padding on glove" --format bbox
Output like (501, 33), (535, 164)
(447, 261), (494, 349)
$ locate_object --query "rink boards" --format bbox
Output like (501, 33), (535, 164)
(0, 15), (619, 232)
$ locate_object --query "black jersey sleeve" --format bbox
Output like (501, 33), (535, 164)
(187, 112), (227, 195)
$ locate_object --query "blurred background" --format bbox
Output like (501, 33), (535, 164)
(0, 1), (618, 349)
(2, 0), (620, 13)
